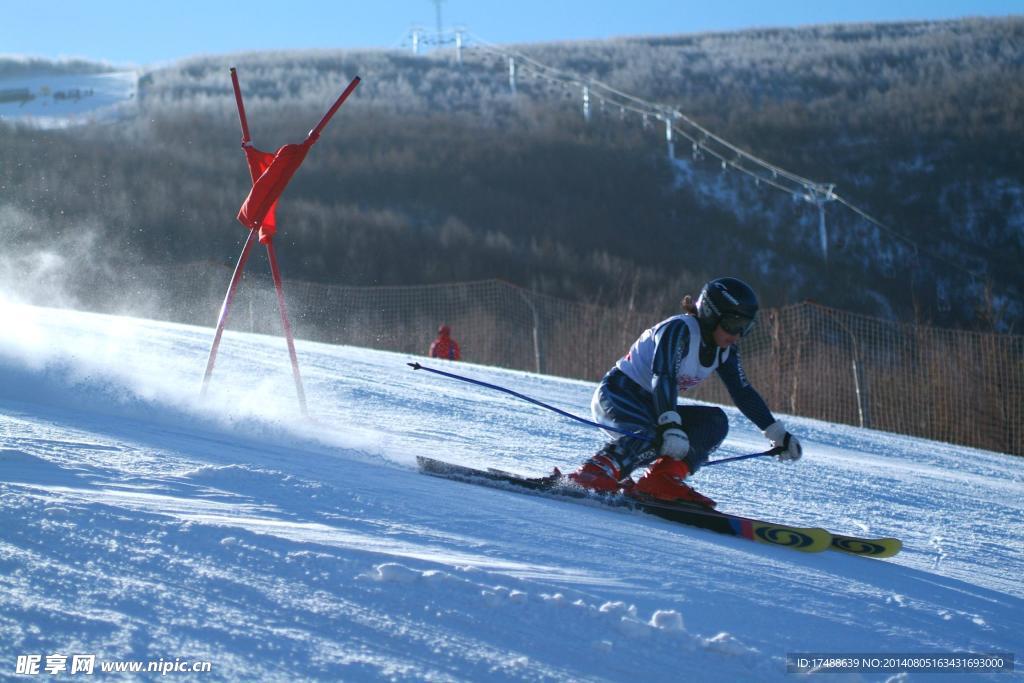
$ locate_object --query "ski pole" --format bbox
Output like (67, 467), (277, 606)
(408, 362), (783, 465)
(408, 362), (650, 441)
(704, 447), (783, 466)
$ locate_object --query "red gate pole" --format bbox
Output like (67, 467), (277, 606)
(307, 76), (361, 140)
(266, 238), (308, 415)
(202, 68), (257, 399)
(201, 229), (258, 397)
(230, 67), (252, 145)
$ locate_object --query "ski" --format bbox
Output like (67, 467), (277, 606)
(479, 461), (901, 557)
(417, 456), (833, 553)
(830, 533), (902, 558)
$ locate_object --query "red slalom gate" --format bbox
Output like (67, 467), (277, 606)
(201, 68), (361, 414)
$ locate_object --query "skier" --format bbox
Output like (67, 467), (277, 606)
(567, 277), (802, 508)
(429, 324), (462, 361)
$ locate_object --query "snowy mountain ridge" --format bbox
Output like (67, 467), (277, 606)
(5, 18), (1023, 330)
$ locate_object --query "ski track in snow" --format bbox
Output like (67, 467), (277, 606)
(1, 300), (1022, 682)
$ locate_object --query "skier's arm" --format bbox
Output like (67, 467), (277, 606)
(716, 347), (775, 430)
(650, 318), (689, 416)
(719, 345), (804, 461)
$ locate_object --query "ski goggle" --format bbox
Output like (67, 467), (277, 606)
(718, 314), (755, 337)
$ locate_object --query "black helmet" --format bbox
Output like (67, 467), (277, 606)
(696, 277), (759, 337)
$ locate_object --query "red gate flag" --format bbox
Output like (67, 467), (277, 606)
(233, 74), (361, 244)
(238, 141), (312, 243)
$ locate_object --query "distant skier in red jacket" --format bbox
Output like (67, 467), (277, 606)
(429, 325), (461, 361)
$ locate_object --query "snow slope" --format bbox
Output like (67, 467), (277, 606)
(1, 299), (1022, 681)
(0, 71), (136, 128)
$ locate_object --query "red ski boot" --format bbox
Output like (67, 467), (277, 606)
(567, 453), (624, 494)
(632, 457), (716, 508)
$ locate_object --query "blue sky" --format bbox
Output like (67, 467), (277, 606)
(2, 0), (1021, 66)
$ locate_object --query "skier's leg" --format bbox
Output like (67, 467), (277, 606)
(629, 405), (726, 506)
(590, 369), (658, 475)
(570, 370), (655, 491)
(674, 405), (729, 474)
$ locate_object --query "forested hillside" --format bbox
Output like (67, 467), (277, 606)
(1, 16), (1021, 330)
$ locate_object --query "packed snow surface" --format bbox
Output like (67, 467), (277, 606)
(1, 300), (1022, 681)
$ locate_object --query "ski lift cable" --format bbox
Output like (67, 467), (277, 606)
(467, 33), (825, 192)
(465, 35), (869, 207)
(455, 30), (992, 285)
(832, 195), (983, 279)
(473, 34), (830, 198)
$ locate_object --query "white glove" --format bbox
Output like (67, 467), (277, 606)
(656, 411), (690, 459)
(764, 420), (802, 462)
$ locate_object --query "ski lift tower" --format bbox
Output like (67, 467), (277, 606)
(811, 183), (837, 261)
(432, 0), (445, 41)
